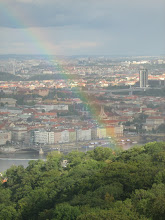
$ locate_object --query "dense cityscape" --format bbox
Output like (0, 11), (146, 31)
(0, 55), (165, 154)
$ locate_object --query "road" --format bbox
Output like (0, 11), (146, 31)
(82, 87), (149, 94)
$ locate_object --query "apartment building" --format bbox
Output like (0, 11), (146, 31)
(61, 130), (69, 143)
(76, 128), (91, 141)
(12, 127), (28, 142)
(69, 129), (76, 142)
(97, 127), (106, 139)
(34, 130), (54, 144)
(0, 131), (11, 145)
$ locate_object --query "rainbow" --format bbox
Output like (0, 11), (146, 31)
(0, 1), (122, 150)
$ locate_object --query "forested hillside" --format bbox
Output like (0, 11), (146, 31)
(0, 72), (22, 81)
(28, 74), (79, 81)
(0, 142), (165, 220)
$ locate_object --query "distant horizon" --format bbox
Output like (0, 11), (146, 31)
(0, 54), (164, 58)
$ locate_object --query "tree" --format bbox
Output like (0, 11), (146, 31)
(0, 204), (17, 220)
(132, 184), (165, 220)
(53, 203), (81, 220)
(88, 147), (115, 161)
(156, 124), (165, 133)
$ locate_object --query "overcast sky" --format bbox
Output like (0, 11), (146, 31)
(0, 0), (165, 56)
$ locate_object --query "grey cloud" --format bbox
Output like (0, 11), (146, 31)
(0, 0), (164, 29)
(0, 0), (164, 55)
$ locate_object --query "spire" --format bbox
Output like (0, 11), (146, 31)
(99, 105), (108, 119)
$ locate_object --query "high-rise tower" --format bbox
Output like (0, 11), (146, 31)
(11, 60), (15, 75)
(139, 69), (148, 88)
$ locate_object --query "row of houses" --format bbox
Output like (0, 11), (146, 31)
(0, 124), (123, 145)
(33, 125), (123, 144)
(143, 116), (165, 131)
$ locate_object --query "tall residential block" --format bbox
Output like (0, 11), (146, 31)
(139, 69), (148, 88)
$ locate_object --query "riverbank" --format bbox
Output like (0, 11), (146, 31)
(0, 148), (38, 156)
(0, 151), (47, 172)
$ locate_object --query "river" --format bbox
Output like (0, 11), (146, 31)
(0, 152), (47, 172)
(0, 143), (133, 173)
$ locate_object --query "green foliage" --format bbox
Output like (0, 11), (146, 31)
(133, 113), (148, 124)
(1, 143), (165, 219)
(66, 151), (86, 168)
(132, 184), (165, 220)
(0, 204), (17, 220)
(87, 147), (115, 161)
(0, 71), (22, 81)
(28, 74), (79, 81)
(53, 203), (81, 220)
(77, 200), (146, 220)
(156, 124), (165, 133)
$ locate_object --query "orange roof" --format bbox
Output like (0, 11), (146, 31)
(37, 112), (57, 116)
(68, 129), (75, 132)
(0, 112), (9, 115)
(2, 179), (7, 183)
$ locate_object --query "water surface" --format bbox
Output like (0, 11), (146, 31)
(0, 152), (46, 172)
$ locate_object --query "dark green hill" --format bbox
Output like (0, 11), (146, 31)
(0, 72), (22, 81)
(29, 74), (79, 81)
(0, 142), (165, 220)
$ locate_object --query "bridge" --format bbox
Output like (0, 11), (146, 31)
(83, 87), (149, 96)
(0, 158), (46, 161)
(14, 143), (79, 154)
(14, 138), (113, 154)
